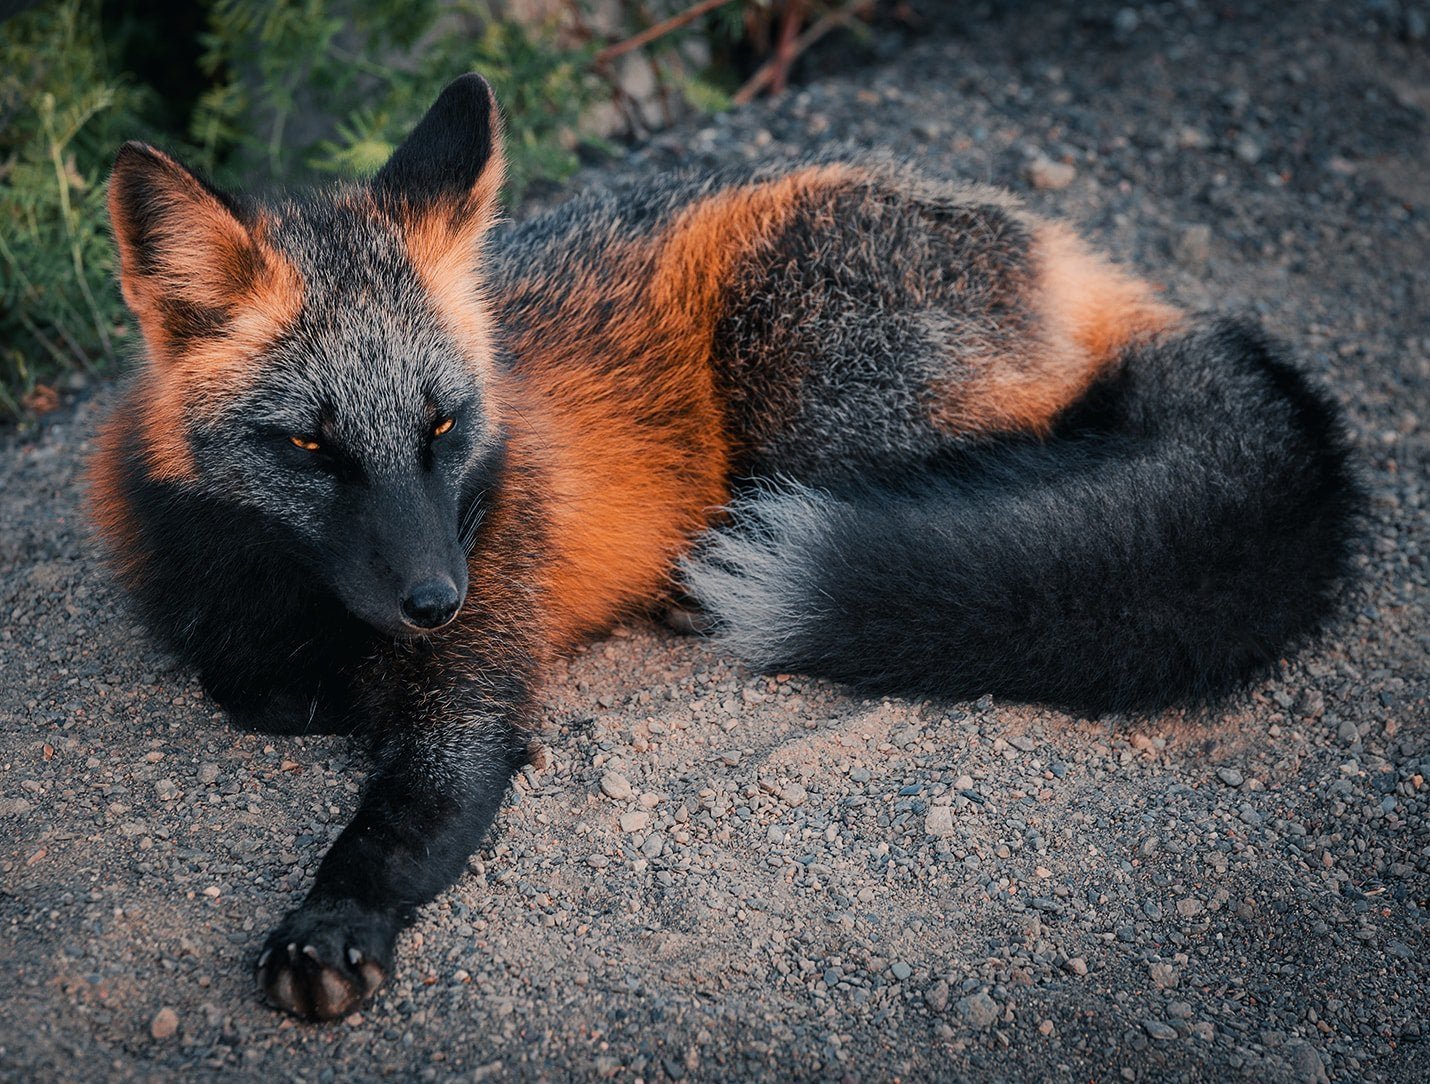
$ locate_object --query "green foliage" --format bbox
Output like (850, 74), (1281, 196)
(0, 0), (837, 419)
(0, 0), (143, 415)
(193, 1), (601, 199)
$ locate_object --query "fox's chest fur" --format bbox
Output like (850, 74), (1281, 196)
(87, 75), (1358, 1020)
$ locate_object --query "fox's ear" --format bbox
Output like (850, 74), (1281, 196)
(373, 75), (506, 374)
(108, 142), (298, 362)
(373, 72), (506, 228)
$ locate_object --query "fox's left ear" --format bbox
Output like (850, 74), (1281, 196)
(374, 74), (506, 373)
(373, 73), (506, 235)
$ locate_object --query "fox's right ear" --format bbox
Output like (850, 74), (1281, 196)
(108, 142), (298, 363)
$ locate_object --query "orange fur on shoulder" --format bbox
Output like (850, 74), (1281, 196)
(493, 168), (863, 646)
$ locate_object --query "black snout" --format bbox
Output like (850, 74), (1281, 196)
(401, 579), (461, 629)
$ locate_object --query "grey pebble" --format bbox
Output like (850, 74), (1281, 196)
(1142, 1020), (1178, 1041)
(958, 992), (999, 1029)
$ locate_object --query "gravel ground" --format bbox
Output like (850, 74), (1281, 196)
(2, 2), (1426, 1080)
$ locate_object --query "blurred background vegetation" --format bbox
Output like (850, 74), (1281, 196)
(0, 0), (885, 418)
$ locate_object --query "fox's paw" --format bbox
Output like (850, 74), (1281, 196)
(256, 900), (395, 1020)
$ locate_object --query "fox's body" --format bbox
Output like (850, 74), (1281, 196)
(89, 77), (1359, 1020)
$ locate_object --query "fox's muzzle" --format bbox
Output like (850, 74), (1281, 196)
(333, 473), (470, 637)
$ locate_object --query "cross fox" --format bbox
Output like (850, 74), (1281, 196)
(89, 74), (1359, 1019)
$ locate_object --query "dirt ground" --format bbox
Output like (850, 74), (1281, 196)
(1, 2), (1426, 1081)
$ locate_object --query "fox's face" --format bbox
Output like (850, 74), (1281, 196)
(107, 76), (506, 636)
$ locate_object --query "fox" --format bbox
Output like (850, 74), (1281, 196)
(88, 74), (1360, 1020)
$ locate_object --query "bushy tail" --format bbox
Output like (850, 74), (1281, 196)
(682, 320), (1362, 715)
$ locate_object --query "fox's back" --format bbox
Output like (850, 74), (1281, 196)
(487, 159), (1179, 488)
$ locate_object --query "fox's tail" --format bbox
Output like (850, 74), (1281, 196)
(682, 320), (1362, 715)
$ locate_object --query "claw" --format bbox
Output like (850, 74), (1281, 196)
(286, 941), (298, 960)
(358, 960), (386, 996)
(347, 947), (364, 966)
(257, 947), (273, 969)
(302, 944), (321, 962)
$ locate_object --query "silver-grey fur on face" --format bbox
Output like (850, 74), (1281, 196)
(188, 194), (496, 539)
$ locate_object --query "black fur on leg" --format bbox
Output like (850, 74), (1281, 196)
(685, 319), (1364, 715)
(256, 591), (539, 1020)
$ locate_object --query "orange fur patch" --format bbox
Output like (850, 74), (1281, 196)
(134, 261), (303, 481)
(397, 111), (507, 381)
(86, 410), (144, 586)
(499, 166), (865, 647)
(1037, 222), (1184, 367)
(934, 221), (1184, 437)
(108, 147), (304, 480)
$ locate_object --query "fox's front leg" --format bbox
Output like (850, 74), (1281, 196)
(255, 640), (535, 1021)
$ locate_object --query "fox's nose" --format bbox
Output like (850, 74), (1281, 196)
(401, 579), (461, 629)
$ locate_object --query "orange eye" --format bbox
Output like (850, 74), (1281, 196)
(289, 435), (321, 452)
(432, 417), (455, 438)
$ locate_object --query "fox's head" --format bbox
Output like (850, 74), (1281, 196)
(107, 75), (506, 637)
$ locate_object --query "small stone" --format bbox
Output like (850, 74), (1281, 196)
(1063, 957), (1088, 976)
(1149, 963), (1178, 989)
(1216, 767), (1244, 787)
(925, 979), (950, 1013)
(1142, 1019), (1178, 1041)
(619, 811), (650, 833)
(1238, 804), (1264, 828)
(197, 763), (220, 784)
(1177, 126), (1210, 150)
(1285, 1039), (1329, 1084)
(779, 783), (808, 808)
(1026, 156), (1077, 190)
(890, 961), (912, 981)
(1038, 1020), (1055, 1036)
(641, 833), (664, 859)
(1234, 134), (1263, 164)
(924, 806), (956, 837)
(958, 991), (998, 1029)
(150, 1007), (179, 1040)
(600, 772), (633, 801)
(1176, 897), (1204, 919)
